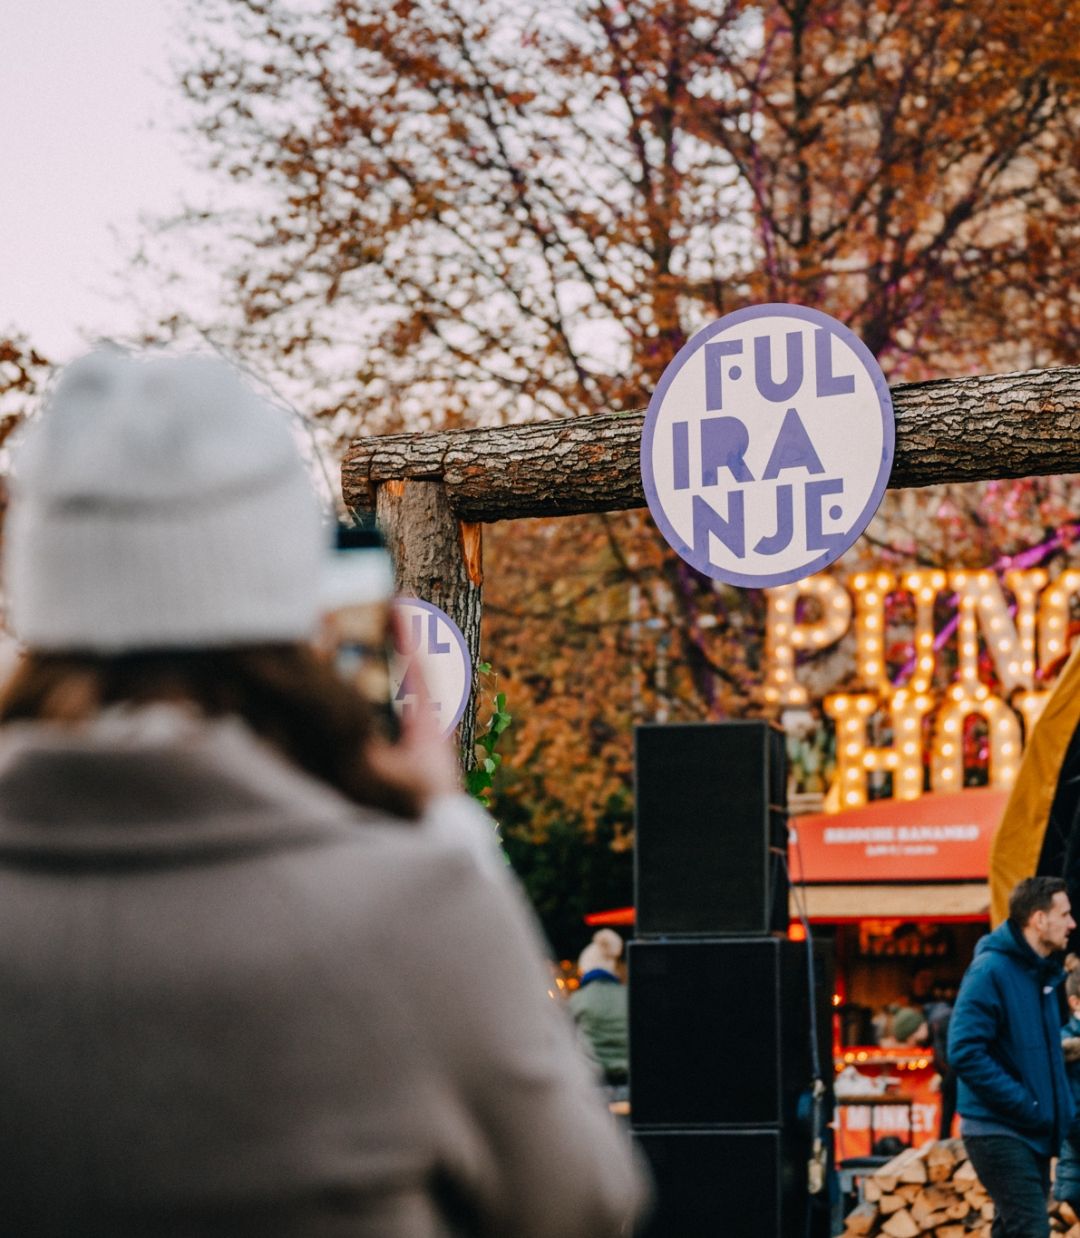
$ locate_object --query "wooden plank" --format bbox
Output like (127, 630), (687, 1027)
(952, 1159), (979, 1187)
(873, 1146), (926, 1195)
(881, 1209), (919, 1238)
(845, 1201), (880, 1236)
(912, 1187), (960, 1224)
(898, 1157), (928, 1185)
(925, 1139), (963, 1184)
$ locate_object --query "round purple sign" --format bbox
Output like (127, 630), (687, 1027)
(390, 598), (472, 737)
(641, 304), (894, 587)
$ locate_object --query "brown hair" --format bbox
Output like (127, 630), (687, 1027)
(1008, 876), (1068, 929)
(0, 646), (422, 820)
(1067, 969), (1080, 1001)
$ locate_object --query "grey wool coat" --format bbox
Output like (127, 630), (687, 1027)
(0, 709), (647, 1238)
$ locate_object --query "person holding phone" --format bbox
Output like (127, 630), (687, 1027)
(0, 350), (648, 1237)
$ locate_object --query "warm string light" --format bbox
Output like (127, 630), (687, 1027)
(1005, 568), (1047, 689)
(1038, 568), (1080, 671)
(897, 570), (947, 695)
(931, 683), (1021, 791)
(953, 570), (1043, 695)
(763, 575), (851, 706)
(824, 690), (934, 808)
(764, 566), (1080, 807)
(852, 571), (895, 695)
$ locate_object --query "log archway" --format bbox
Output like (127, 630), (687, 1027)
(341, 365), (1080, 756)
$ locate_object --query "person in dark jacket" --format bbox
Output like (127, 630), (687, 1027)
(1053, 968), (1080, 1211)
(949, 875), (1076, 1238)
(926, 996), (957, 1139)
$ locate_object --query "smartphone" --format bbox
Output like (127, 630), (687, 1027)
(320, 521), (401, 739)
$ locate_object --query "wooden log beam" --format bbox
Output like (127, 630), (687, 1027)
(342, 365), (1080, 523)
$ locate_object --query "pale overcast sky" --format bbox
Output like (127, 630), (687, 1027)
(0, 0), (211, 361)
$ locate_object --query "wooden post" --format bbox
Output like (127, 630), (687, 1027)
(373, 479), (483, 764)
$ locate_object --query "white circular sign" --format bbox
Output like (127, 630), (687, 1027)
(391, 598), (472, 737)
(641, 304), (894, 587)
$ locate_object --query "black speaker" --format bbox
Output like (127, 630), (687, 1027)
(634, 721), (788, 937)
(628, 936), (832, 1129)
(634, 1128), (829, 1238)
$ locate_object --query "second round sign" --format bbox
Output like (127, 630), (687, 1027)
(390, 598), (472, 738)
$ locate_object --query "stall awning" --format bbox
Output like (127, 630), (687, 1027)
(790, 788), (1006, 884)
(792, 882), (989, 922)
(586, 882), (990, 928)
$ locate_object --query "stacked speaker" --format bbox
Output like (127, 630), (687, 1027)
(630, 721), (833, 1238)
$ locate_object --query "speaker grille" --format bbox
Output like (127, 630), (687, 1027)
(634, 721), (788, 936)
(634, 1129), (783, 1238)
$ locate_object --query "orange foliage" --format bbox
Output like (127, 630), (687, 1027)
(483, 510), (768, 836)
(172, 0), (1080, 836)
(174, 0), (1078, 433)
(0, 335), (49, 451)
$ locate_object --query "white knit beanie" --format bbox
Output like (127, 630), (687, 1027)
(578, 928), (624, 977)
(3, 350), (327, 651)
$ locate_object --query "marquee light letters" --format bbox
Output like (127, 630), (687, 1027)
(765, 568), (1076, 806)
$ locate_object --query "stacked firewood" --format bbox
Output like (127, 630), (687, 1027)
(840, 1140), (994, 1238)
(841, 1138), (1080, 1237)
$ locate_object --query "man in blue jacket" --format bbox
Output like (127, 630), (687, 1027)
(949, 876), (1076, 1238)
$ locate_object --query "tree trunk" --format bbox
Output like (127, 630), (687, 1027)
(375, 480), (482, 766)
(342, 364), (1080, 523)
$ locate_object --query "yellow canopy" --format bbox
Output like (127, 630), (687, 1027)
(990, 641), (1080, 926)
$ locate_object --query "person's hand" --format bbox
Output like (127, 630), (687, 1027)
(365, 606), (462, 807)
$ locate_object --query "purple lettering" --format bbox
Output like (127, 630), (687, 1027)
(700, 416), (754, 486)
(672, 421), (690, 490)
(753, 331), (804, 402)
(805, 478), (845, 552)
(814, 328), (855, 397)
(753, 484), (794, 555)
(704, 338), (744, 410)
(692, 491), (745, 560)
(428, 615), (450, 655)
(761, 407), (825, 479)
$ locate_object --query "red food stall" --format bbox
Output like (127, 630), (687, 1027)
(790, 786), (1003, 1157)
(587, 786), (1005, 1157)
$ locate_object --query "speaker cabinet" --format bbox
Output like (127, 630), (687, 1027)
(629, 936), (832, 1129)
(634, 1128), (829, 1238)
(634, 721), (788, 937)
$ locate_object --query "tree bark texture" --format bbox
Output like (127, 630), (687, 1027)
(342, 365), (1080, 523)
(375, 480), (482, 764)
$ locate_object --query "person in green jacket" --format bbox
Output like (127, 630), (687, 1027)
(569, 929), (629, 1086)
